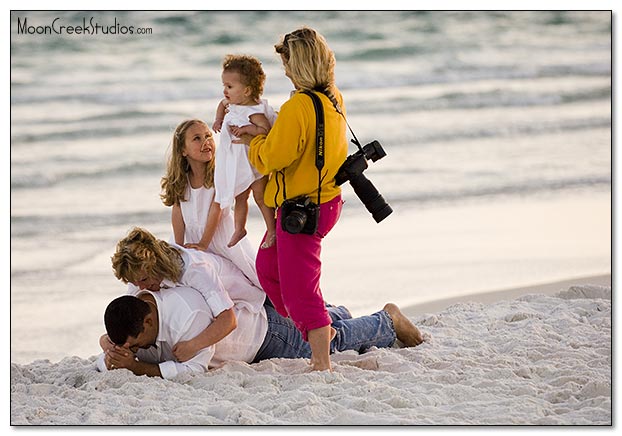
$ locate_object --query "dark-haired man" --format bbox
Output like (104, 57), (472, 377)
(98, 285), (423, 378)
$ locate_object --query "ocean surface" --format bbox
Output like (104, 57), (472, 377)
(10, 11), (611, 363)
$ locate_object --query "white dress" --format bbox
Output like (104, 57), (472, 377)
(214, 99), (277, 209)
(179, 183), (260, 289)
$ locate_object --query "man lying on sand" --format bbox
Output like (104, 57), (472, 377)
(97, 285), (423, 378)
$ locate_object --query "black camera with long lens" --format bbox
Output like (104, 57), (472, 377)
(281, 195), (320, 235)
(335, 140), (393, 223)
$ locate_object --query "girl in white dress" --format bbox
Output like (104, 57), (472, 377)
(160, 119), (259, 289)
(212, 54), (277, 249)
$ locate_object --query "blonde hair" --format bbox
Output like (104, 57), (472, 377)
(111, 227), (183, 284)
(160, 119), (215, 207)
(275, 27), (338, 104)
(222, 54), (266, 101)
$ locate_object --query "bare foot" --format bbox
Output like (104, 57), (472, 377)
(260, 232), (276, 249)
(383, 303), (423, 347)
(227, 229), (247, 248)
(310, 356), (332, 372)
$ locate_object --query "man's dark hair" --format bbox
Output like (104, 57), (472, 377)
(104, 295), (151, 345)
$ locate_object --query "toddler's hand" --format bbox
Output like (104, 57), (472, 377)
(212, 118), (223, 132)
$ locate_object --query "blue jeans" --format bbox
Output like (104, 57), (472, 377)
(265, 298), (352, 323)
(252, 303), (397, 363)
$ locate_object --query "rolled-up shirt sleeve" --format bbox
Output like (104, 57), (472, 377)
(96, 353), (107, 372)
(157, 347), (215, 380)
(155, 307), (218, 379)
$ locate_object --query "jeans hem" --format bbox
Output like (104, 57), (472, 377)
(381, 309), (398, 348)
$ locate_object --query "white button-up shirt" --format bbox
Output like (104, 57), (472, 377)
(98, 285), (268, 379)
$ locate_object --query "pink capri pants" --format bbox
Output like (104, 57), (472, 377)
(256, 195), (343, 341)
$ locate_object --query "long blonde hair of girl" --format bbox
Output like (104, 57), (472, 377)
(160, 119), (215, 207)
(275, 27), (338, 104)
(111, 227), (183, 284)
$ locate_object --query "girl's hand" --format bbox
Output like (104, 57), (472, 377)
(183, 242), (208, 252)
(173, 340), (198, 362)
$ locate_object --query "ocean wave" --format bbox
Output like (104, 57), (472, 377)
(343, 116), (611, 150)
(383, 176), (611, 206)
(346, 86), (611, 115)
(11, 209), (170, 239)
(10, 121), (172, 145)
(11, 161), (164, 190)
(341, 44), (430, 61)
(11, 109), (184, 127)
(337, 62), (611, 92)
(403, 117), (611, 146)
(10, 82), (218, 106)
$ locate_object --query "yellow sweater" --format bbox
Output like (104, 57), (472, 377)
(248, 89), (348, 208)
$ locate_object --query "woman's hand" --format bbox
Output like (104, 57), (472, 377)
(228, 124), (246, 137)
(173, 339), (198, 362)
(231, 132), (254, 145)
(230, 124), (261, 145)
(99, 334), (115, 353)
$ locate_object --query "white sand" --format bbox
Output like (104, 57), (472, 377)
(10, 281), (611, 425)
(403, 274), (612, 315)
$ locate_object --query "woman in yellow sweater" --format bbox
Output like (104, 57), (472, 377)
(234, 27), (348, 371)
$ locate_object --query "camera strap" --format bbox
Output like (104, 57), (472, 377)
(333, 102), (365, 154)
(302, 90), (325, 207)
(313, 89), (366, 156)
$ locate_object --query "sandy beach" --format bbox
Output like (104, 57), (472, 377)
(403, 273), (611, 315)
(10, 277), (611, 425)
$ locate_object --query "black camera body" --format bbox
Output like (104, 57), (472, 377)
(335, 140), (393, 223)
(281, 195), (320, 235)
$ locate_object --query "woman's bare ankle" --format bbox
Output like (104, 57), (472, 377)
(260, 232), (276, 249)
(310, 355), (332, 371)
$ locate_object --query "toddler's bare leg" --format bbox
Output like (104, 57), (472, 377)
(228, 188), (251, 247)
